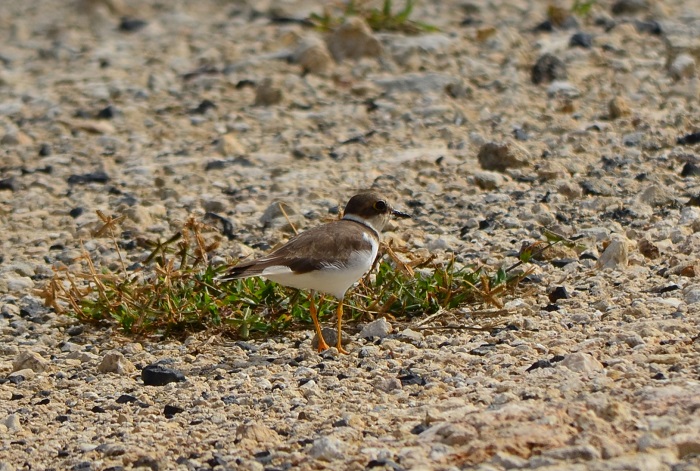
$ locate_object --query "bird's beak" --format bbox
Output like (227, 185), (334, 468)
(391, 208), (411, 219)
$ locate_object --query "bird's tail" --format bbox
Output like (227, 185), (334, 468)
(217, 262), (264, 282)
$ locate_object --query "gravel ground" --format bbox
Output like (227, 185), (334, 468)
(1, 0), (700, 470)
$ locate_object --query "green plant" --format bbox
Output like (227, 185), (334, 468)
(571, 0), (597, 17)
(310, 0), (439, 34)
(42, 212), (535, 340)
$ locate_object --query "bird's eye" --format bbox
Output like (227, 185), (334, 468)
(373, 200), (387, 212)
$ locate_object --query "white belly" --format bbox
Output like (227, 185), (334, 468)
(262, 249), (376, 299)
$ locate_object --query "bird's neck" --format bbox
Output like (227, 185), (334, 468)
(342, 214), (382, 235)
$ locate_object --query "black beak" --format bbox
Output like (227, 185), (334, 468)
(391, 208), (411, 219)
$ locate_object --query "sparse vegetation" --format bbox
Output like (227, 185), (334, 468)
(40, 212), (553, 340)
(547, 0), (597, 27)
(310, 0), (439, 34)
(571, 0), (597, 17)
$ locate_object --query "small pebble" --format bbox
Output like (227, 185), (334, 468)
(141, 362), (186, 386)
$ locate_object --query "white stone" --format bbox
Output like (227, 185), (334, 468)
(98, 350), (135, 374)
(597, 236), (629, 270)
(12, 351), (50, 372)
(560, 352), (604, 374)
(2, 414), (21, 433)
(309, 436), (345, 461)
(683, 287), (700, 305)
(670, 54), (697, 80)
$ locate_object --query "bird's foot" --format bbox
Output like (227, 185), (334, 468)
(336, 343), (349, 355)
(316, 338), (331, 352)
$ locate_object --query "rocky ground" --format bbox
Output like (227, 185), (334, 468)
(1, 0), (700, 469)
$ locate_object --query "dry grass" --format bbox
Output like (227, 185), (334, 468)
(40, 212), (562, 340)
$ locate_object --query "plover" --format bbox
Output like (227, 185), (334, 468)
(220, 191), (410, 353)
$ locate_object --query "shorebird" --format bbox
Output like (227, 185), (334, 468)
(220, 191), (410, 353)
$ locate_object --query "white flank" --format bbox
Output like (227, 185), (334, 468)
(261, 266), (294, 276)
(263, 234), (379, 299)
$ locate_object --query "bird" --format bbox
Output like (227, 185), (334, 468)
(220, 191), (410, 353)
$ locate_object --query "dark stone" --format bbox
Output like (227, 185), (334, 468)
(67, 171), (110, 185)
(688, 194), (700, 207)
(203, 212), (236, 240)
(0, 177), (19, 192)
(163, 404), (184, 418)
(10, 393), (23, 400)
(74, 109), (92, 119)
(97, 105), (116, 119)
(513, 128), (529, 141)
(71, 462), (93, 471)
(410, 423), (428, 434)
(8, 375), (25, 384)
(526, 359), (553, 372)
(532, 53), (567, 84)
(656, 284), (680, 294)
(204, 160), (227, 171)
(119, 17), (148, 32)
(66, 325), (84, 336)
(611, 0), (648, 15)
(207, 456), (228, 467)
(551, 258), (578, 268)
(91, 406), (106, 413)
(551, 355), (566, 363)
(20, 297), (47, 320)
(36, 398), (50, 405)
(221, 395), (236, 405)
(142, 362), (186, 386)
(132, 456), (160, 471)
(367, 459), (404, 470)
(478, 219), (493, 230)
(534, 20), (554, 32)
(38, 143), (52, 156)
(253, 450), (271, 459)
(569, 32), (593, 48)
(333, 418), (350, 427)
(56, 415), (70, 423)
(117, 194), (138, 206)
(469, 344), (496, 356)
(652, 372), (666, 380)
(235, 79), (256, 89)
(116, 394), (138, 404)
(190, 99), (216, 115)
(548, 286), (570, 303)
(682, 162), (700, 177)
(398, 371), (426, 387)
(69, 207), (84, 218)
(544, 303), (560, 312)
(634, 20), (662, 35)
(580, 179), (614, 196)
(678, 132), (700, 145)
(297, 378), (314, 387)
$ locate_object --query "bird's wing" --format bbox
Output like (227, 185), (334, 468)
(220, 221), (374, 280)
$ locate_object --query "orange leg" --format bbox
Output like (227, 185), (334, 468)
(308, 291), (329, 352)
(336, 299), (349, 354)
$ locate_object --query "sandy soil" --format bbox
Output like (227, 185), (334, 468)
(1, 0), (699, 470)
